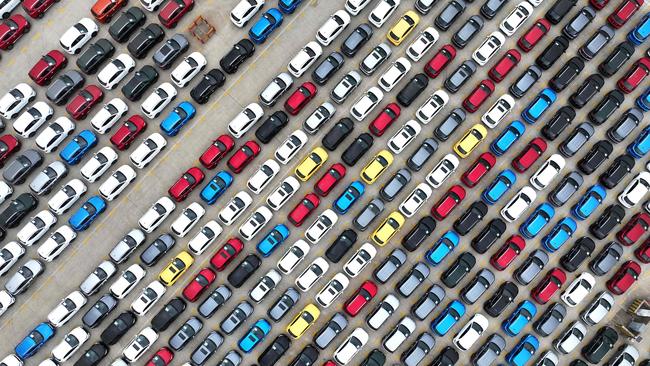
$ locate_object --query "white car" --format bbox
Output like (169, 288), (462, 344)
(367, 294), (399, 330)
(530, 154), (565, 190)
(618, 171), (650, 208)
(0, 0), (20, 19)
(344, 243), (377, 277)
(0, 181), (12, 205)
(369, 0), (401, 27)
(122, 327), (158, 363)
(37, 225), (77, 262)
(171, 52), (207, 88)
(607, 344), (639, 366)
(98, 54), (136, 90)
(453, 314), (489, 351)
(501, 186), (537, 222)
(218, 191), (252, 225)
(378, 57), (411, 92)
(305, 209), (338, 244)
(561, 272), (595, 307)
(109, 229), (146, 264)
(295, 257), (329, 291)
(345, 0), (373, 15)
(416, 90), (449, 124)
(138, 196), (176, 233)
(47, 291), (87, 327)
(383, 316), (416, 353)
(267, 176), (301, 210)
(427, 154), (459, 188)
(110, 264), (146, 299)
(303, 102), (336, 134)
(288, 41), (323, 77)
(141, 82), (177, 119)
(330, 70), (362, 104)
(350, 86), (383, 121)
(482, 94), (515, 128)
(500, 1), (534, 37)
(0, 355), (21, 366)
(0, 290), (15, 317)
(274, 130), (308, 164)
(317, 10), (351, 46)
(406, 27), (439, 61)
(228, 102), (264, 138)
(99, 165), (137, 201)
(59, 18), (98, 54)
(334, 328), (369, 365)
(0, 83), (35, 119)
(239, 205), (273, 240)
(388, 120), (421, 154)
(473, 31), (506, 66)
(130, 280), (166, 316)
(230, 0), (265, 27)
(188, 220), (222, 255)
(130, 133), (167, 169)
(17, 210), (57, 246)
(553, 321), (586, 354)
(360, 43), (392, 75)
(0, 241), (24, 276)
(315, 272), (349, 307)
(171, 202), (205, 237)
(80, 146), (118, 182)
(528, 0), (544, 6)
(48, 179), (88, 215)
(249, 269), (281, 303)
(277, 239), (310, 274)
(51, 326), (89, 362)
(79, 260), (116, 296)
(259, 72), (293, 107)
(139, 0), (165, 11)
(13, 101), (54, 138)
(35, 117), (76, 153)
(581, 291), (614, 325)
(399, 183), (432, 217)
(90, 98), (129, 133)
(247, 159), (280, 194)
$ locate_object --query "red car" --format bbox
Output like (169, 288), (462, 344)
(210, 238), (244, 271)
(590, 0), (611, 9)
(369, 103), (401, 136)
(634, 238), (650, 263)
(490, 235), (526, 271)
(109, 115), (147, 150)
(284, 82), (317, 115)
(0, 14), (30, 50)
(22, 0), (58, 19)
(314, 163), (346, 196)
(91, 0), (127, 23)
(323, 362), (337, 366)
(227, 140), (260, 174)
(517, 19), (551, 52)
(461, 152), (496, 187)
(168, 167), (205, 202)
(29, 50), (67, 86)
(182, 267), (216, 302)
(145, 347), (174, 366)
(66, 85), (104, 120)
(607, 260), (641, 295)
(288, 193), (320, 227)
(607, 0), (643, 28)
(462, 79), (495, 113)
(158, 0), (194, 28)
(488, 49), (521, 83)
(0, 134), (20, 167)
(531, 267), (566, 304)
(432, 185), (465, 221)
(424, 44), (456, 78)
(617, 57), (650, 93)
(617, 213), (650, 245)
(512, 137), (547, 173)
(344, 280), (377, 317)
(199, 134), (235, 169)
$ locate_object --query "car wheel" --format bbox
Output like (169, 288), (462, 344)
(6, 44), (12, 50)
(24, 26), (30, 33)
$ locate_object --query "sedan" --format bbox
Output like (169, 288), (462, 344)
(29, 50), (68, 86)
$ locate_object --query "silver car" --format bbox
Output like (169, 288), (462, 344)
(79, 260), (117, 296)
(2, 149), (43, 185)
(402, 332), (436, 366)
(411, 284), (446, 320)
(169, 316), (203, 351)
(373, 248), (407, 284)
(472, 333), (506, 366)
(5, 259), (44, 295)
(353, 198), (384, 231)
(268, 287), (300, 322)
(460, 268), (495, 304)
(29, 161), (68, 195)
(314, 312), (348, 349)
(396, 262), (430, 297)
(220, 301), (254, 335)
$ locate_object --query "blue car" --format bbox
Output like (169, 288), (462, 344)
(15, 322), (55, 360)
(636, 86), (650, 111)
(333, 181), (364, 214)
(256, 224), (290, 256)
(249, 8), (283, 43)
(160, 101), (196, 137)
(200, 171), (233, 204)
(238, 319), (271, 353)
(571, 185), (607, 220)
(490, 121), (526, 156)
(628, 13), (650, 45)
(521, 88), (556, 124)
(59, 130), (98, 165)
(431, 300), (465, 336)
(68, 195), (107, 231)
(506, 334), (539, 366)
(542, 217), (577, 252)
(519, 203), (555, 239)
(627, 126), (650, 158)
(426, 230), (460, 265)
(482, 169), (517, 205)
(502, 301), (537, 337)
(278, 0), (303, 13)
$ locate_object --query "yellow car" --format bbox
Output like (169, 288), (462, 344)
(159, 251), (194, 286)
(295, 147), (328, 181)
(360, 150), (393, 184)
(286, 303), (320, 339)
(371, 211), (405, 246)
(453, 124), (488, 158)
(387, 11), (420, 46)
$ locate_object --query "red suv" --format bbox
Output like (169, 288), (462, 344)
(369, 103), (401, 136)
(635, 238), (650, 263)
(145, 347), (174, 366)
(168, 167), (205, 202)
(607, 0), (643, 28)
(288, 193), (320, 227)
(489, 50), (521, 82)
(199, 134), (235, 169)
(284, 82), (317, 115)
(110, 115), (147, 150)
(432, 185), (465, 221)
(518, 19), (551, 52)
(512, 138), (547, 173)
(463, 79), (495, 112)
(0, 134), (20, 167)
(531, 268), (566, 304)
(617, 213), (650, 245)
(0, 14), (30, 50)
(607, 261), (641, 294)
(29, 50), (67, 86)
(344, 281), (377, 317)
(461, 152), (496, 187)
(490, 235), (526, 271)
(66, 85), (104, 120)
(617, 57), (650, 93)
(210, 238), (244, 271)
(424, 44), (456, 78)
(22, 0), (58, 18)
(227, 140), (260, 174)
(314, 163), (346, 196)
(158, 0), (194, 28)
(182, 267), (216, 302)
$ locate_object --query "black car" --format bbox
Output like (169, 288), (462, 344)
(322, 117), (354, 151)
(258, 334), (291, 366)
(255, 111), (289, 143)
(227, 254), (261, 288)
(533, 302), (566, 337)
(190, 68), (226, 104)
(599, 41), (635, 77)
(312, 52), (344, 85)
(76, 39), (115, 74)
(402, 216), (436, 252)
(471, 218), (506, 254)
(139, 233), (176, 266)
(151, 297), (186, 332)
(127, 24), (165, 59)
(100, 311), (137, 345)
(599, 154), (635, 189)
(152, 34), (190, 69)
(441, 252), (475, 288)
(569, 74), (605, 109)
(581, 326), (618, 364)
(607, 108), (643, 143)
(444, 60), (477, 94)
(407, 138), (438, 171)
(435, 0), (466, 31)
(563, 6), (596, 39)
(453, 201), (487, 236)
(341, 133), (373, 166)
(325, 229), (358, 263)
(74, 342), (109, 366)
(549, 57), (584, 92)
(430, 346), (459, 366)
(108, 7), (146, 43)
(545, 0), (578, 24)
(509, 65), (543, 98)
(588, 90), (624, 125)
(434, 108), (466, 141)
(560, 237), (595, 272)
(361, 348), (387, 366)
(483, 281), (518, 317)
(0, 193), (38, 229)
(542, 106), (576, 141)
(289, 345), (319, 366)
(590, 241), (624, 276)
(220, 38), (255, 74)
(452, 15), (483, 49)
(396, 73), (428, 107)
(589, 204), (625, 240)
(579, 25), (615, 60)
(121, 65), (159, 101)
(480, 0), (509, 19)
(535, 36), (570, 70)
(578, 140), (612, 175)
(341, 23), (373, 57)
(82, 294), (118, 328)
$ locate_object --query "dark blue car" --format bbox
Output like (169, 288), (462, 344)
(160, 101), (196, 136)
(519, 203), (555, 239)
(249, 8), (283, 43)
(68, 195), (107, 231)
(59, 130), (98, 165)
(256, 224), (290, 257)
(15, 322), (55, 360)
(278, 0), (303, 13)
(521, 88), (556, 124)
(571, 185), (607, 220)
(200, 171), (233, 204)
(636, 86), (650, 111)
(482, 169), (517, 205)
(490, 120), (526, 156)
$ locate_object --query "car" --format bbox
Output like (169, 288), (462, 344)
(462, 153), (496, 188)
(96, 54), (135, 91)
(108, 6), (145, 42)
(435, 0), (466, 31)
(227, 103), (264, 139)
(354, 199), (384, 231)
(397, 262), (430, 297)
(516, 249), (548, 286)
(531, 268), (566, 304)
(628, 12), (650, 44)
(333, 328), (368, 365)
(98, 311), (136, 346)
(313, 313), (348, 350)
(473, 32), (505, 67)
(168, 167), (204, 202)
(472, 218), (507, 254)
(500, 1), (533, 37)
(425, 44), (456, 78)
(210, 237), (245, 273)
(334, 181), (365, 213)
(589, 90), (625, 126)
(406, 139), (438, 172)
(91, 0), (127, 23)
(315, 273), (349, 307)
(266, 176), (300, 211)
(190, 70), (225, 105)
(312, 52), (345, 85)
(229, 0), (264, 27)
(284, 82), (317, 117)
(129, 281), (167, 316)
(276, 240), (309, 275)
(427, 153), (459, 188)
(452, 15), (483, 49)
(489, 235), (526, 272)
(431, 300), (465, 336)
(316, 10), (350, 47)
(129, 133), (167, 169)
(339, 23), (372, 58)
(51, 326), (90, 362)
(387, 11), (419, 46)
(181, 268), (215, 303)
(57, 129), (98, 165)
(4, 258), (43, 296)
(0, 83), (35, 120)
(535, 35), (570, 71)
(406, 27), (439, 62)
(579, 140), (614, 176)
(110, 263), (146, 299)
(607, 108), (643, 143)
(351, 87), (384, 121)
(441, 251), (475, 288)
(158, 251), (194, 287)
(581, 326), (619, 364)
(554, 321), (586, 354)
(506, 334), (539, 366)
(140, 233), (176, 266)
(388, 121), (421, 154)
(272, 132), (307, 166)
(303, 102), (336, 135)
(169, 52), (206, 89)
(368, 0), (400, 27)
(360, 149), (392, 184)
(108, 115), (146, 151)
(0, 135), (20, 170)
(454, 124), (488, 158)
(560, 237), (596, 273)
(68, 195), (106, 231)
(396, 74), (429, 107)
(607, 260), (641, 294)
(197, 285), (231, 319)
(76, 39), (116, 77)
(138, 196), (175, 233)
(339, 133), (372, 167)
(522, 88), (556, 124)
(239, 206), (273, 240)
(0, 13), (29, 51)
(227, 140), (260, 174)
(218, 191), (252, 226)
(199, 171), (233, 206)
(572, 184), (607, 220)
(152, 34), (190, 70)
(29, 50), (68, 86)
(550, 57), (584, 93)
(383, 316), (416, 353)
(247, 159), (280, 194)
(140, 82), (177, 119)
(454, 201), (488, 236)
(330, 72), (362, 105)
(267, 287), (300, 322)
(561, 272), (595, 308)
(482, 94), (515, 129)
(617, 213), (650, 245)
(248, 8), (283, 44)
(617, 57), (650, 93)
(482, 169), (517, 206)
(591, 241), (625, 276)
(120, 66), (159, 102)
(16, 210), (57, 246)
(402, 332), (437, 366)
(464, 80), (495, 114)
(600, 41), (636, 78)
(259, 73), (293, 108)
(519, 18), (551, 53)
(15, 322), (55, 359)
(570, 74), (605, 109)
(533, 302), (566, 337)
(560, 122), (595, 158)
(89, 98), (128, 134)
(157, 0), (193, 28)
(256, 224), (289, 257)
(399, 183), (432, 218)
(517, 201), (553, 238)
(445, 60), (478, 93)
(122, 326), (159, 362)
(378, 58), (411, 93)
(220, 38), (256, 74)
(371, 211), (404, 246)
(59, 18), (98, 54)
(628, 128), (650, 159)
(510, 65), (543, 99)
(287, 41), (323, 78)
(374, 248), (406, 283)
(170, 202), (205, 237)
(608, 0), (642, 28)
(0, 241), (24, 277)
(530, 154), (565, 191)
(472, 334), (506, 366)
(460, 268), (495, 304)
(199, 134), (235, 169)
(453, 314), (489, 351)
(512, 138), (547, 173)
(541, 108), (577, 143)
(342, 280), (377, 317)
(360, 43), (392, 75)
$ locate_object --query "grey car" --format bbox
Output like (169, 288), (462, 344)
(220, 301), (254, 334)
(460, 268), (495, 304)
(510, 65), (543, 99)
(452, 15), (483, 49)
(514, 249), (549, 285)
(396, 262), (430, 297)
(169, 316), (203, 351)
(407, 139), (438, 171)
(341, 23), (373, 57)
(268, 287), (300, 322)
(82, 294), (118, 328)
(380, 169), (411, 201)
(29, 161), (68, 195)
(46, 70), (85, 105)
(434, 108), (466, 141)
(607, 108), (643, 143)
(139, 233), (176, 266)
(444, 60), (477, 94)
(198, 285), (232, 318)
(374, 248), (407, 284)
(589, 241), (623, 276)
(353, 198), (384, 231)
(549, 172), (584, 207)
(216, 350), (242, 366)
(190, 331), (223, 366)
(560, 122), (595, 157)
(3, 149), (43, 185)
(579, 25), (615, 60)
(314, 312), (348, 349)
(471, 333), (506, 366)
(411, 284), (446, 320)
(312, 52), (345, 85)
(533, 302), (567, 337)
(563, 6), (596, 39)
(153, 34), (190, 69)
(5, 259), (44, 295)
(402, 332), (435, 366)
